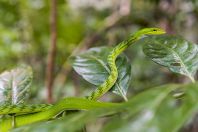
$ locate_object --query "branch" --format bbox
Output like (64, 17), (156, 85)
(45, 0), (57, 103)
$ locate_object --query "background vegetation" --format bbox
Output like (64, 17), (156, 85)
(0, 0), (198, 131)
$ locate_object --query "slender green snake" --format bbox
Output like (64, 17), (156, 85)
(0, 28), (165, 132)
(87, 27), (165, 100)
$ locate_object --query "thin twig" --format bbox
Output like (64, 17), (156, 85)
(45, 0), (57, 103)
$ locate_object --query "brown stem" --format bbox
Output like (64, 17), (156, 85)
(45, 0), (57, 103)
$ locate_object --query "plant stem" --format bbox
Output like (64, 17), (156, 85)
(116, 83), (128, 102)
(189, 75), (195, 83)
(45, 0), (57, 103)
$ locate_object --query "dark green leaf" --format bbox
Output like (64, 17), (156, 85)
(143, 35), (198, 82)
(0, 66), (33, 105)
(102, 83), (198, 132)
(71, 46), (132, 100)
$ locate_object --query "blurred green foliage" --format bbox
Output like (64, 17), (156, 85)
(0, 0), (198, 131)
(0, 0), (197, 101)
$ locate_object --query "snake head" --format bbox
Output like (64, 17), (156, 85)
(134, 28), (166, 38)
(143, 28), (166, 35)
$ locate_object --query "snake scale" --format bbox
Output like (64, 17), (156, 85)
(0, 28), (165, 132)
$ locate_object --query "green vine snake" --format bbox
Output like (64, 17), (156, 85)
(0, 28), (165, 132)
(87, 28), (165, 100)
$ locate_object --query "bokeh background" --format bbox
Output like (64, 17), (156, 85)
(0, 0), (198, 103)
(1, 0), (198, 131)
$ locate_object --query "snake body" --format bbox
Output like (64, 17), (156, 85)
(87, 28), (165, 100)
(0, 104), (52, 115)
(0, 28), (165, 131)
(0, 98), (119, 132)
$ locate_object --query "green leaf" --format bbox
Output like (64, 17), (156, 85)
(0, 66), (33, 105)
(142, 35), (198, 82)
(71, 46), (132, 100)
(102, 83), (198, 132)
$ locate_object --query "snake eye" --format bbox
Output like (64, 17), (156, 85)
(153, 29), (157, 31)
